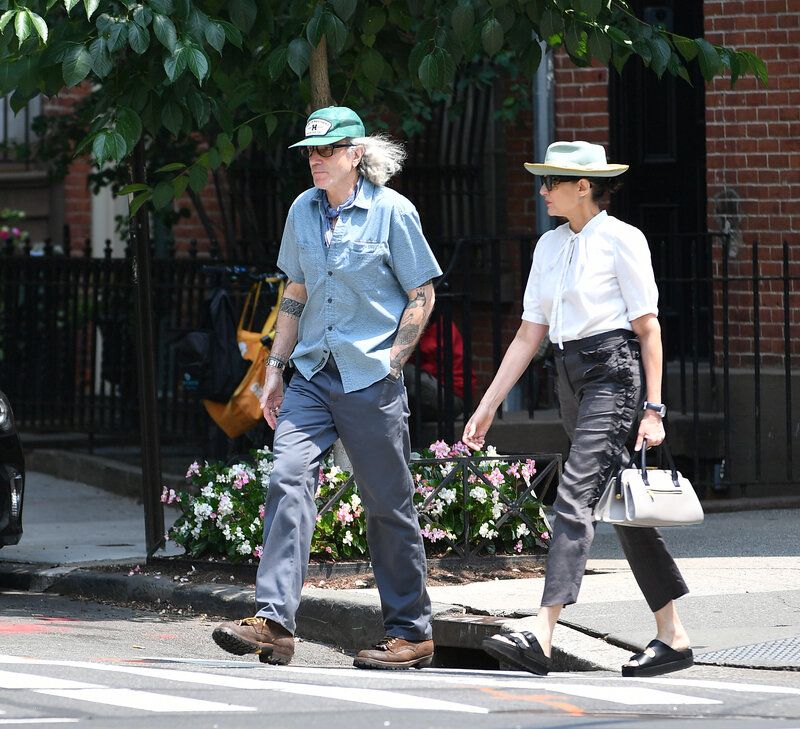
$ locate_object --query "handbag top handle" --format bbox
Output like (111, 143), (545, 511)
(629, 439), (680, 488)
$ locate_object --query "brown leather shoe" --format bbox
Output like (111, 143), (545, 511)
(212, 617), (295, 665)
(353, 636), (434, 670)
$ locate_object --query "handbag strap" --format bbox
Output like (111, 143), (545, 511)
(638, 438), (680, 487)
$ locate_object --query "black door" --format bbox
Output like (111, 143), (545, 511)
(610, 1), (708, 359)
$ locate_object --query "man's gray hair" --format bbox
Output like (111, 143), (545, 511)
(350, 134), (407, 186)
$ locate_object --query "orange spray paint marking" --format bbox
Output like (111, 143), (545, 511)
(479, 687), (585, 717)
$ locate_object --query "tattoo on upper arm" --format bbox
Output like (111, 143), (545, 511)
(280, 297), (305, 319)
(407, 284), (430, 309)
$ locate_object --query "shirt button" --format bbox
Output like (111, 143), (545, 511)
(327, 326), (333, 331)
(327, 270), (333, 276)
(327, 298), (332, 303)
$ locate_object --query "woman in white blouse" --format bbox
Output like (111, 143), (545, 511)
(463, 141), (693, 678)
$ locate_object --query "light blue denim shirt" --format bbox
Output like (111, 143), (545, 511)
(277, 178), (442, 393)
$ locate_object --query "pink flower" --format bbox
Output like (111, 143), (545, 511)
(514, 539), (523, 553)
(421, 525), (448, 542)
(449, 441), (471, 457)
(541, 531), (550, 541)
(430, 440), (450, 459)
(0, 229), (8, 240)
(258, 504), (266, 519)
(521, 459), (537, 485)
(11, 227), (20, 237)
(508, 462), (520, 478)
(485, 467), (504, 488)
(253, 545), (263, 558)
(185, 461), (200, 478)
(318, 468), (327, 485)
(336, 504), (353, 523)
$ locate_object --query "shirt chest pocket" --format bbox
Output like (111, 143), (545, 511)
(335, 240), (389, 274)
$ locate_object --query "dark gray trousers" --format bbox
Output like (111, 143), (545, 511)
(542, 330), (689, 612)
(254, 360), (432, 640)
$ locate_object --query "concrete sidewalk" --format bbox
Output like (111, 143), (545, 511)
(2, 470), (799, 673)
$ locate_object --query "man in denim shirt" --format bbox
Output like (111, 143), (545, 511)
(213, 107), (442, 669)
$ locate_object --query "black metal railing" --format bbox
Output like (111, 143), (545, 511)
(1, 231), (797, 494)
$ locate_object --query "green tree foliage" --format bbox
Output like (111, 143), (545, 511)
(0, 0), (767, 237)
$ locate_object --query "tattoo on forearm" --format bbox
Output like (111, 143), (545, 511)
(280, 297), (305, 319)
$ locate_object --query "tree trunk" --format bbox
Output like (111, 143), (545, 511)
(128, 139), (164, 557)
(309, 37), (334, 110)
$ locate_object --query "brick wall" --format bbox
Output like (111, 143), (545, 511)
(43, 87), (93, 250)
(705, 0), (800, 366)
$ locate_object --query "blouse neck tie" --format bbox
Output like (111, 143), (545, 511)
(549, 232), (579, 349)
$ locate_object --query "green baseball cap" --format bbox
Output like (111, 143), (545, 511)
(288, 106), (366, 148)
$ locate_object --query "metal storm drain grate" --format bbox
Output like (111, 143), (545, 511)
(697, 635), (800, 668)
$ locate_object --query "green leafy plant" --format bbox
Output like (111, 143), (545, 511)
(166, 440), (551, 564)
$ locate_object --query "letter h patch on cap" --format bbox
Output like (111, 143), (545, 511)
(305, 118), (333, 136)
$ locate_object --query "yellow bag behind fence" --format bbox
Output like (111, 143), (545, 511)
(203, 277), (285, 438)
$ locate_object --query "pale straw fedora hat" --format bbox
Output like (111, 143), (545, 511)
(524, 141), (628, 178)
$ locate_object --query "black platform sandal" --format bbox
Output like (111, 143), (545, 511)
(622, 639), (694, 677)
(482, 631), (551, 675)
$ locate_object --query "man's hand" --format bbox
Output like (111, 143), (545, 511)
(260, 367), (285, 430)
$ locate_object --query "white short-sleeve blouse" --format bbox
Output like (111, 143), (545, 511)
(522, 211), (659, 346)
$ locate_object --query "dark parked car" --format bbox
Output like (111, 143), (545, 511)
(0, 389), (24, 546)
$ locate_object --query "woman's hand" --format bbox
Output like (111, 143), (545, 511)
(462, 402), (497, 451)
(635, 411), (665, 451)
(260, 368), (285, 430)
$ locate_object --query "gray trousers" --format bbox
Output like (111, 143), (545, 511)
(254, 360), (432, 640)
(542, 330), (689, 613)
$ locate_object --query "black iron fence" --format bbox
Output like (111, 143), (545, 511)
(1, 231), (797, 493)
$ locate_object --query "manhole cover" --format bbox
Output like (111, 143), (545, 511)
(697, 635), (800, 669)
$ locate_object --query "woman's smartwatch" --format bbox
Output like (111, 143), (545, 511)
(643, 401), (667, 417)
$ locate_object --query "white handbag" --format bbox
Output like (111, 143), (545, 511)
(594, 440), (704, 527)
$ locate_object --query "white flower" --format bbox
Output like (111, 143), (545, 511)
(478, 522), (498, 540)
(350, 493), (361, 508)
(201, 485), (215, 498)
(492, 502), (505, 520)
(469, 486), (488, 504)
(427, 499), (445, 517)
(217, 494), (233, 517)
(516, 523), (530, 538)
(439, 487), (457, 505)
(486, 445), (498, 456)
(327, 465), (343, 480)
(237, 541), (252, 555)
(193, 502), (213, 520)
(343, 530), (354, 545)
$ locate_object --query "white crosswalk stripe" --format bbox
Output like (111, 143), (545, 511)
(0, 668), (254, 713)
(0, 720), (80, 725)
(0, 657), (487, 714)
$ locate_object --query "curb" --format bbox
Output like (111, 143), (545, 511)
(0, 561), (616, 671)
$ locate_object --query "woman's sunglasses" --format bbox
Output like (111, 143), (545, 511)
(299, 143), (354, 158)
(539, 175), (581, 191)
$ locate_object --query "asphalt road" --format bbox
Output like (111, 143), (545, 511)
(2, 590), (800, 729)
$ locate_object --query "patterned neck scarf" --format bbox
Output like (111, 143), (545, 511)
(322, 177), (362, 247)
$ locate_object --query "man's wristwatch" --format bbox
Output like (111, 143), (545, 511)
(643, 401), (666, 417)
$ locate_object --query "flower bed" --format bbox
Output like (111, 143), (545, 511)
(165, 440), (554, 564)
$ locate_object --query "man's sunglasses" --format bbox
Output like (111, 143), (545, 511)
(539, 175), (581, 191)
(299, 143), (354, 158)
